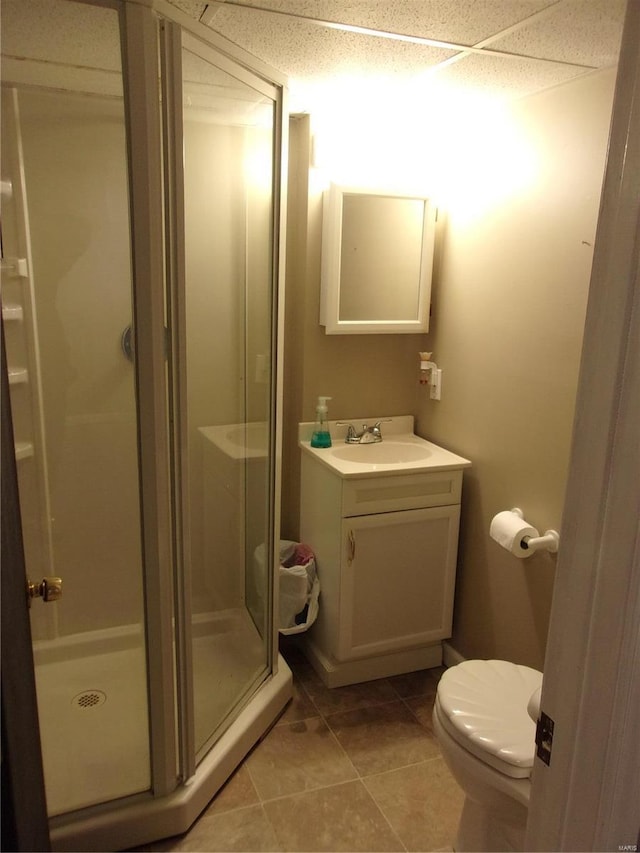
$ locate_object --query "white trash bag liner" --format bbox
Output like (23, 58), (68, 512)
(278, 540), (320, 635)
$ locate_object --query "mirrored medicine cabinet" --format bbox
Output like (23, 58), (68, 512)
(320, 184), (437, 334)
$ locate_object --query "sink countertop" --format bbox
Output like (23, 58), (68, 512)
(298, 415), (471, 479)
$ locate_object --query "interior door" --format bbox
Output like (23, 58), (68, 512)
(526, 1), (640, 847)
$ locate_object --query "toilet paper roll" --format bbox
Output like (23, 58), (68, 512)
(490, 510), (539, 559)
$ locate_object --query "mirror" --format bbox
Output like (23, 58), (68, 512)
(320, 184), (437, 334)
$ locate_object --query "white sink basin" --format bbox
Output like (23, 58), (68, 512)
(332, 442), (432, 464)
(299, 417), (471, 478)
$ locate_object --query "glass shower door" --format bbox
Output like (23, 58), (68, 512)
(176, 31), (278, 757)
(0, 0), (151, 814)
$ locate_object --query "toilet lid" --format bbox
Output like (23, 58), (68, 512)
(436, 660), (543, 778)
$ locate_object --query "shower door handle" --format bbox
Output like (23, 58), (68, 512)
(27, 576), (63, 607)
(121, 324), (169, 362)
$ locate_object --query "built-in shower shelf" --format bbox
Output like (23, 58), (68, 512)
(2, 303), (24, 322)
(8, 366), (28, 385)
(15, 441), (34, 461)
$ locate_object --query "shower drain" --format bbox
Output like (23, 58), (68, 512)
(72, 690), (107, 709)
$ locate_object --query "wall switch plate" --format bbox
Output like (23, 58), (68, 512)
(430, 368), (442, 400)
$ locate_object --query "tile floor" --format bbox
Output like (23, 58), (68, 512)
(139, 640), (464, 852)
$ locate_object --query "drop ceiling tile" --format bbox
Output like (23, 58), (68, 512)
(490, 0), (625, 68)
(208, 5), (455, 81)
(168, 0), (207, 18)
(215, 0), (557, 46)
(2, 0), (121, 71)
(433, 51), (588, 100)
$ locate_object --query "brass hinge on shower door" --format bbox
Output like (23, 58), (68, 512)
(27, 576), (62, 607)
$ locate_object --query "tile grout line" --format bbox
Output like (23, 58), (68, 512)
(142, 655), (450, 850)
(284, 660), (444, 760)
(257, 800), (286, 853)
(296, 673), (429, 787)
(258, 777), (408, 853)
(358, 778), (409, 853)
(245, 753), (447, 809)
(243, 653), (448, 851)
(359, 783), (409, 853)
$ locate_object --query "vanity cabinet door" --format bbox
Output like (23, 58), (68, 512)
(337, 505), (460, 662)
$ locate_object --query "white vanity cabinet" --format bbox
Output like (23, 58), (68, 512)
(300, 447), (468, 687)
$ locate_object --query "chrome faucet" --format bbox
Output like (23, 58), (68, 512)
(337, 420), (391, 444)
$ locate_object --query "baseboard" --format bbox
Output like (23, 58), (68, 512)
(442, 641), (466, 668)
(302, 637), (443, 687)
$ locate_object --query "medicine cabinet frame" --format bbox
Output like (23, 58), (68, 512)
(320, 183), (437, 335)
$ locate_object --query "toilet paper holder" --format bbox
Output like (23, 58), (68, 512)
(510, 508), (560, 553)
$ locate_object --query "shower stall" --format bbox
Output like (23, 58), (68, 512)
(0, 0), (291, 848)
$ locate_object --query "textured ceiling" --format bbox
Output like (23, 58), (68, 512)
(1, 0), (626, 113)
(170, 0), (626, 104)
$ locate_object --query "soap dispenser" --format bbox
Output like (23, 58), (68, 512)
(311, 396), (332, 448)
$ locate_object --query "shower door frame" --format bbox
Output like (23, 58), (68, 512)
(158, 12), (287, 779)
(119, 0), (289, 801)
(120, 0), (179, 799)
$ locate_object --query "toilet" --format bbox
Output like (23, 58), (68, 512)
(432, 659), (543, 852)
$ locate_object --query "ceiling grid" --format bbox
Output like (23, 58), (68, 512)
(190, 0), (626, 101)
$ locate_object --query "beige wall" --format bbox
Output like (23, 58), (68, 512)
(420, 69), (615, 668)
(282, 69), (616, 669)
(281, 115), (429, 537)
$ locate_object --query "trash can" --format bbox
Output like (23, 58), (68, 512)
(254, 540), (320, 635)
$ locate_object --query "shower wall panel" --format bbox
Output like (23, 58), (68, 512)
(18, 89), (144, 635)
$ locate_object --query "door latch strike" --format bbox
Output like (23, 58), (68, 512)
(535, 710), (554, 766)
